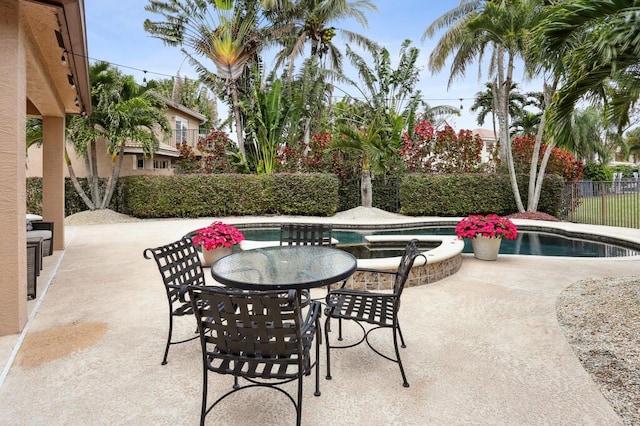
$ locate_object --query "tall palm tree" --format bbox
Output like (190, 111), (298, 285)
(539, 0), (640, 143)
(470, 81), (529, 136)
(144, 0), (272, 159)
(425, 0), (547, 212)
(262, 0), (377, 72)
(66, 62), (169, 210)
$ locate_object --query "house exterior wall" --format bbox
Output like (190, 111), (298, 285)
(0, 0), (28, 334)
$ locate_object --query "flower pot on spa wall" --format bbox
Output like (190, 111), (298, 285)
(471, 236), (502, 261)
(201, 246), (233, 266)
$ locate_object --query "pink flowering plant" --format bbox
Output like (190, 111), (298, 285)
(192, 221), (245, 250)
(455, 214), (518, 240)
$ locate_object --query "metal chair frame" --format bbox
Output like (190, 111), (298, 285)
(324, 239), (424, 387)
(143, 237), (205, 365)
(189, 286), (322, 426)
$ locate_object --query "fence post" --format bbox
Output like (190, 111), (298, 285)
(600, 182), (607, 226)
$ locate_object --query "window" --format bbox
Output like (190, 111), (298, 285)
(136, 156), (145, 170)
(153, 159), (170, 169)
(175, 117), (188, 144)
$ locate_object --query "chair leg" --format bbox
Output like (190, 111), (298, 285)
(200, 367), (208, 426)
(397, 321), (407, 348)
(393, 324), (410, 388)
(296, 373), (303, 426)
(324, 316), (332, 380)
(162, 311), (174, 365)
(314, 319), (321, 396)
(338, 318), (343, 341)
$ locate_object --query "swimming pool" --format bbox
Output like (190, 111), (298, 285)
(237, 226), (640, 258)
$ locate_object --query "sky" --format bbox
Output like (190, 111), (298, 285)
(83, 0), (540, 131)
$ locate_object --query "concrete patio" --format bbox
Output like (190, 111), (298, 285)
(0, 216), (638, 425)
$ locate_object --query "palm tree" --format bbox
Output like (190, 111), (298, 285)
(262, 0), (377, 72)
(330, 113), (404, 208)
(538, 0), (640, 143)
(425, 0), (544, 212)
(66, 62), (169, 210)
(144, 0), (271, 159)
(471, 81), (529, 137)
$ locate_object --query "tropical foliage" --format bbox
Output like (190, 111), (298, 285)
(65, 61), (169, 210)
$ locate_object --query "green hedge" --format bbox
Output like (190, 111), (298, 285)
(338, 176), (401, 213)
(399, 174), (564, 217)
(122, 173), (339, 218)
(262, 173), (339, 216)
(27, 173), (563, 219)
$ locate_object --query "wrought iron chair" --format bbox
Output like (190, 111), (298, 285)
(280, 223), (334, 301)
(324, 239), (424, 388)
(279, 223), (333, 247)
(189, 286), (322, 426)
(143, 237), (206, 365)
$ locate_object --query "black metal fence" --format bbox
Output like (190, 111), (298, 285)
(561, 180), (640, 228)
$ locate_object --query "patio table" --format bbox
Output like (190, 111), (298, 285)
(210, 245), (357, 292)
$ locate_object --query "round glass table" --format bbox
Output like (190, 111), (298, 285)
(210, 245), (357, 291)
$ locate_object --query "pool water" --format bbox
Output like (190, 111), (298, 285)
(239, 227), (640, 258)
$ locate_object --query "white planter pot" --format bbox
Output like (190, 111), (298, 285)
(201, 246), (233, 266)
(471, 236), (502, 261)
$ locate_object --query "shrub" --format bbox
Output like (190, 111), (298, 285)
(511, 136), (583, 181)
(400, 173), (564, 217)
(582, 161), (611, 181)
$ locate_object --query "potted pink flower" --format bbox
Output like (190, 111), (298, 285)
(192, 221), (244, 265)
(455, 214), (517, 260)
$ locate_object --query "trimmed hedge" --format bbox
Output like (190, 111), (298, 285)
(122, 173), (339, 218)
(400, 174), (564, 217)
(27, 173), (563, 219)
(262, 173), (339, 216)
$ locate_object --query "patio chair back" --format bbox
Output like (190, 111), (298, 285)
(189, 286), (321, 426)
(280, 223), (333, 246)
(143, 237), (205, 365)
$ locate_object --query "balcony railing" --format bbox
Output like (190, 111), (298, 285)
(561, 180), (640, 228)
(164, 129), (208, 148)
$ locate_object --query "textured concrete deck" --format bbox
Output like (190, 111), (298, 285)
(0, 215), (638, 425)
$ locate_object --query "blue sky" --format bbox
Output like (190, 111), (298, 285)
(84, 0), (539, 131)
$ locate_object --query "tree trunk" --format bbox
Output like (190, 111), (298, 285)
(361, 169), (372, 208)
(88, 138), (101, 207)
(527, 79), (557, 212)
(65, 148), (96, 210)
(100, 142), (125, 209)
(494, 48), (524, 212)
(229, 80), (245, 160)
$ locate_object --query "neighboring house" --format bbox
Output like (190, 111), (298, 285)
(471, 128), (499, 163)
(26, 94), (207, 178)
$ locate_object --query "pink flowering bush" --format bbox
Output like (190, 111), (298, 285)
(455, 214), (518, 240)
(192, 221), (245, 250)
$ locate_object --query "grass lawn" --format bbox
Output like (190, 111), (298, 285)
(572, 193), (640, 228)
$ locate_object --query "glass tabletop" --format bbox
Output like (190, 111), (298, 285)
(210, 245), (357, 291)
